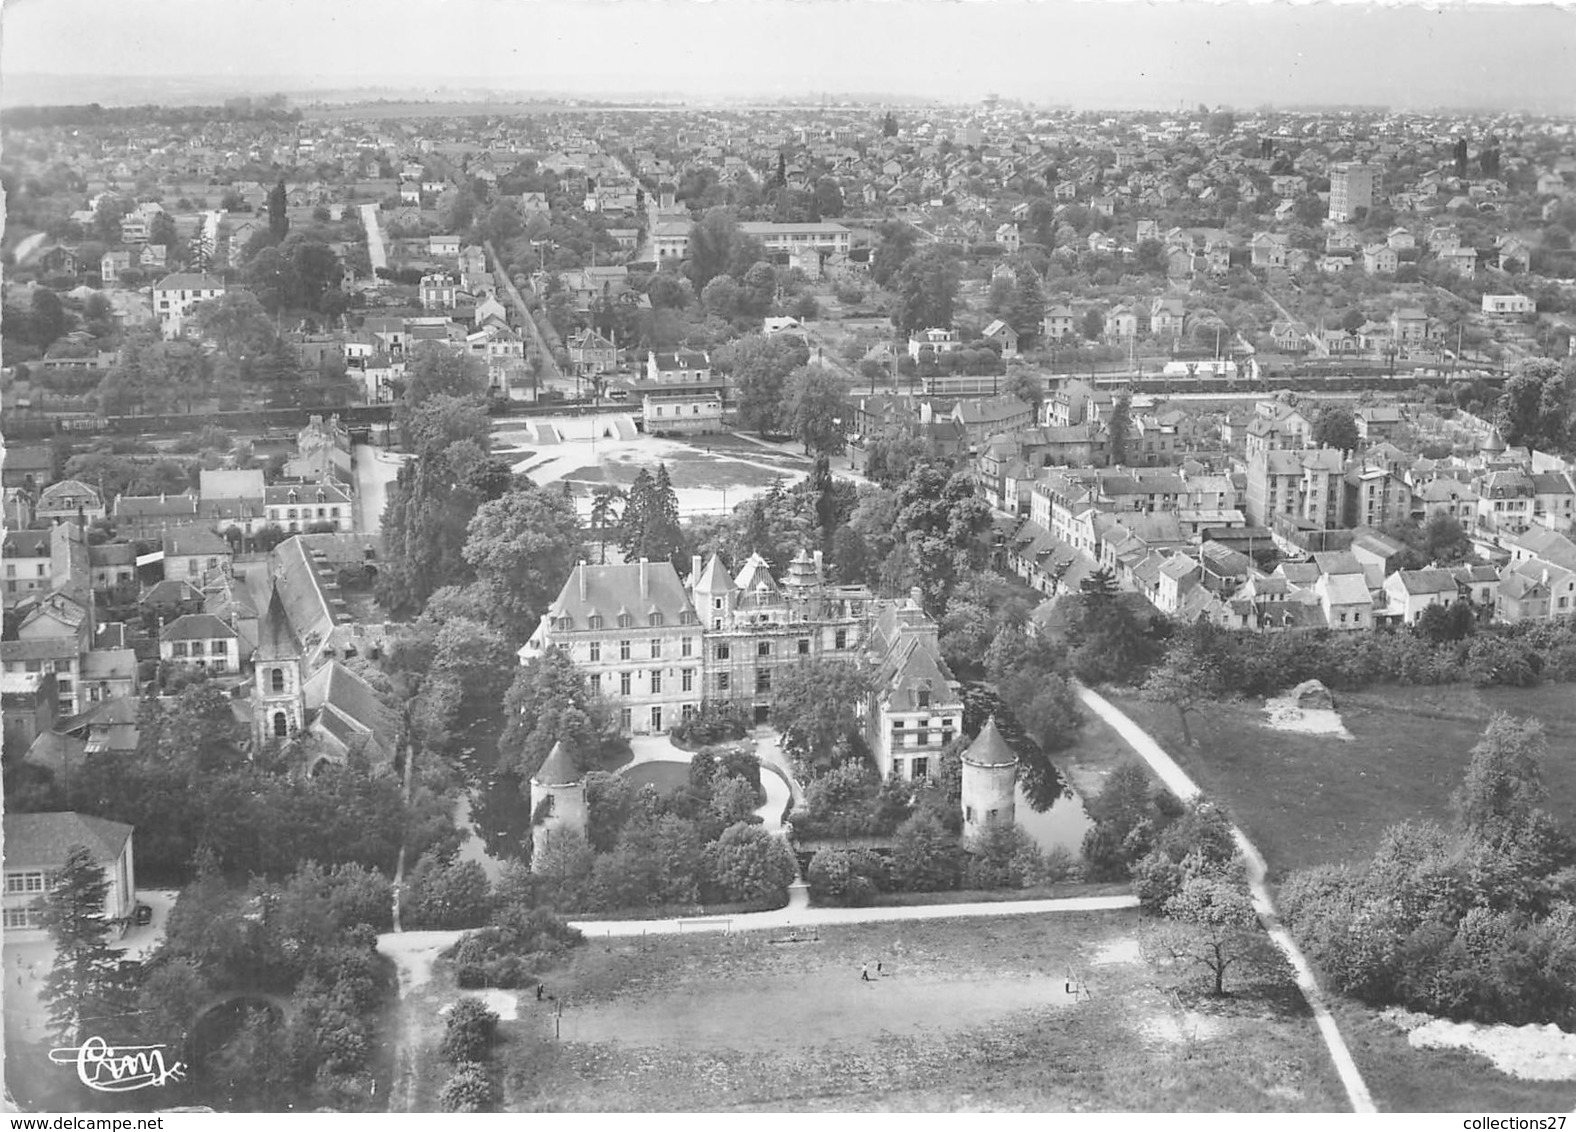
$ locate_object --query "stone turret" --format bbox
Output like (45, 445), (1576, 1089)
(529, 740), (587, 867)
(960, 715), (1018, 840)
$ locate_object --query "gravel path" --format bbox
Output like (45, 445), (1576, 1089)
(1074, 682), (1377, 1114)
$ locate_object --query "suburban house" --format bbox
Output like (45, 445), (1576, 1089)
(981, 319), (1019, 359)
(568, 329), (619, 376)
(152, 272), (225, 338)
(158, 613), (244, 675)
(161, 525), (233, 585)
(1383, 568), (1460, 624)
(1482, 294), (1535, 317)
(908, 327), (961, 360)
(1042, 305), (1076, 341)
(34, 480), (106, 526)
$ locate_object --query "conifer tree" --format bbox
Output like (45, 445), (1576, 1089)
(37, 845), (134, 1043)
(267, 178), (290, 242)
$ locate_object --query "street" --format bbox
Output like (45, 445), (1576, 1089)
(353, 441), (405, 535)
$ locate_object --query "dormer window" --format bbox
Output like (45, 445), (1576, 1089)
(649, 612), (664, 627)
(588, 614), (604, 630)
(555, 616), (573, 631)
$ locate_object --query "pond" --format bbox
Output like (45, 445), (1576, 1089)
(457, 763), (533, 878)
(962, 682), (1094, 858)
(1012, 780), (1094, 858)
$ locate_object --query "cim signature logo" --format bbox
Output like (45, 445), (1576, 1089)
(48, 1036), (186, 1092)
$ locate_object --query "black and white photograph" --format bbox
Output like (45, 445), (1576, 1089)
(1, 0), (1575, 1116)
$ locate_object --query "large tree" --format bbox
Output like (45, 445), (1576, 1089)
(616, 464), (684, 570)
(1106, 394), (1133, 466)
(192, 291), (278, 360)
(267, 177), (290, 241)
(36, 845), (135, 1042)
(785, 365), (850, 456)
(889, 246), (961, 337)
(1141, 620), (1229, 746)
(768, 659), (869, 766)
(462, 485), (584, 643)
(1496, 357), (1571, 452)
(1311, 405), (1360, 453)
(501, 646), (615, 779)
(1157, 875), (1285, 996)
(717, 333), (804, 435)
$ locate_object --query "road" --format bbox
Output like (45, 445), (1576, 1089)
(1253, 270), (1328, 357)
(485, 239), (566, 389)
(360, 203), (388, 274)
(12, 230), (49, 264)
(352, 442), (404, 534)
(1073, 684), (1377, 1114)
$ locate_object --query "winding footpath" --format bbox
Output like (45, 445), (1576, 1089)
(1074, 684), (1377, 1114)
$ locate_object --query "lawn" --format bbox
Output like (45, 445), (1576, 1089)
(476, 912), (1355, 1112)
(1105, 682), (1576, 879)
(620, 760), (692, 793)
(1051, 704), (1153, 799)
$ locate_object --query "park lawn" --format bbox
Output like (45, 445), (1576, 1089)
(1105, 682), (1576, 879)
(490, 911), (1352, 1112)
(1331, 1002), (1576, 1113)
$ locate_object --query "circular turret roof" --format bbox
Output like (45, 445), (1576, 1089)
(960, 716), (1017, 769)
(531, 740), (581, 786)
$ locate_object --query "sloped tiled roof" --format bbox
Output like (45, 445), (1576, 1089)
(161, 613), (239, 642)
(3, 811), (133, 870)
(545, 561), (696, 627)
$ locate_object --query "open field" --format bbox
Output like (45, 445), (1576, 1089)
(1332, 1003), (1576, 1112)
(459, 911), (1356, 1112)
(492, 428), (804, 518)
(1105, 682), (1576, 878)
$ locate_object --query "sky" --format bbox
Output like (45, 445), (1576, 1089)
(2, 0), (1574, 111)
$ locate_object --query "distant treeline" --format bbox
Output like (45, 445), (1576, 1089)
(4, 100), (300, 129)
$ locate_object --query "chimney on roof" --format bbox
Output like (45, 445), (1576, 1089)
(640, 557), (649, 599)
(578, 562), (588, 602)
(691, 554), (701, 582)
(813, 549), (824, 579)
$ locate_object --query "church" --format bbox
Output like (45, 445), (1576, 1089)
(250, 536), (395, 771)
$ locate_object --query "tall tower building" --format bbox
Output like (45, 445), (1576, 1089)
(960, 716), (1018, 841)
(530, 741), (587, 868)
(1328, 163), (1377, 223)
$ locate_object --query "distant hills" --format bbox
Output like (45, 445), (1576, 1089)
(2, 72), (1567, 116)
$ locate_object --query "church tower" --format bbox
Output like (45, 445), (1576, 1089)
(530, 741), (587, 868)
(252, 584), (304, 750)
(960, 715), (1018, 840)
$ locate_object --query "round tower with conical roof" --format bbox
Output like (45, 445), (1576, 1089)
(960, 715), (1018, 840)
(530, 740), (586, 867)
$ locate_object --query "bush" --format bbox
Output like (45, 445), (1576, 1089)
(668, 700), (750, 747)
(440, 998), (500, 1063)
(403, 854), (495, 929)
(439, 1063), (497, 1112)
(806, 847), (888, 905)
(706, 822), (797, 903)
(890, 811), (961, 892)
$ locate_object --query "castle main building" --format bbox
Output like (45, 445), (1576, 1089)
(521, 552), (964, 782)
